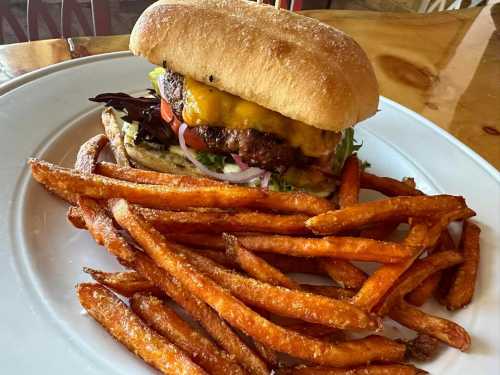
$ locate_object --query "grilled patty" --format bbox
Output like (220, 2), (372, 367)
(163, 70), (309, 172)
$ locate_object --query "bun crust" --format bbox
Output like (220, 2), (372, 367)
(130, 0), (378, 131)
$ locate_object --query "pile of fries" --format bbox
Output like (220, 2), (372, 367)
(28, 131), (481, 375)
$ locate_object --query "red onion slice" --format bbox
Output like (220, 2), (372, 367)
(261, 171), (272, 188)
(178, 123), (266, 183)
(231, 153), (249, 171)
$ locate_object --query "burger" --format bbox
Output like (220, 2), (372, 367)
(90, 0), (378, 197)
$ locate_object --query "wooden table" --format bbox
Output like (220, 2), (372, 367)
(1, 6), (499, 169)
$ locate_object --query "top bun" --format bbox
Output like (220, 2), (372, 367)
(130, 0), (379, 132)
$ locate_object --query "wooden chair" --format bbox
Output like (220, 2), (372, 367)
(27, 0), (111, 41)
(0, 1), (28, 43)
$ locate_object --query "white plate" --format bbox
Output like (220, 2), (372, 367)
(0, 52), (498, 374)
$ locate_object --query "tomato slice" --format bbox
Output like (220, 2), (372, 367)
(160, 99), (207, 151)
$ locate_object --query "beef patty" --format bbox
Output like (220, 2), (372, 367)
(162, 70), (310, 172)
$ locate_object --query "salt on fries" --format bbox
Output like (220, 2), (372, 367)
(306, 195), (468, 235)
(110, 199), (404, 366)
(130, 293), (244, 374)
(28, 130), (482, 373)
(237, 234), (413, 263)
(78, 197), (268, 375)
(77, 283), (206, 375)
(30, 158), (332, 215)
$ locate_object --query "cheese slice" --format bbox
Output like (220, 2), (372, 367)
(182, 77), (340, 157)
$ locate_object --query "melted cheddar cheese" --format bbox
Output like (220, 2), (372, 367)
(182, 78), (339, 157)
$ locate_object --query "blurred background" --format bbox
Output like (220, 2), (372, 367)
(0, 0), (495, 45)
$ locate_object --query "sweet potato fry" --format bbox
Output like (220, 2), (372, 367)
(101, 107), (131, 167)
(95, 161), (333, 215)
(300, 285), (356, 300)
(67, 205), (309, 235)
(224, 234), (300, 290)
(443, 221), (481, 310)
(376, 250), (464, 315)
(78, 197), (268, 375)
(237, 235), (413, 263)
(77, 283), (206, 375)
(157, 238), (380, 331)
(277, 363), (426, 374)
(338, 154), (360, 208)
(133, 253), (269, 375)
(74, 134), (108, 173)
(84, 268), (162, 297)
(405, 334), (440, 361)
(405, 272), (441, 307)
(352, 224), (428, 312)
(111, 199), (405, 366)
(406, 230), (456, 306)
(359, 221), (401, 241)
(163, 239), (326, 275)
(130, 293), (244, 375)
(95, 161), (226, 187)
(259, 253), (325, 275)
(164, 233), (226, 250)
(352, 208), (475, 312)
(31, 159), (331, 215)
(44, 184), (79, 205)
(30, 159), (269, 211)
(439, 229), (456, 250)
(222, 235), (360, 322)
(390, 301), (471, 351)
(280, 322), (343, 340)
(69, 134), (110, 231)
(192, 248), (236, 268)
(139, 207), (309, 235)
(253, 340), (280, 368)
(306, 195), (467, 235)
(318, 259), (367, 289)
(360, 172), (423, 197)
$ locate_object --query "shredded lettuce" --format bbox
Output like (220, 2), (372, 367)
(196, 151), (227, 172)
(269, 174), (294, 192)
(332, 128), (363, 176)
(148, 67), (166, 95)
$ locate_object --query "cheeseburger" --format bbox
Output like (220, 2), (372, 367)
(90, 0), (378, 196)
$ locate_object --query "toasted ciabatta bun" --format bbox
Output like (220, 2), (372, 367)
(130, 0), (378, 132)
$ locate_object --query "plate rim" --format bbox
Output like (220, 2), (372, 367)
(1, 52), (498, 180)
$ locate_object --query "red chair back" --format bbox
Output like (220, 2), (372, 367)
(0, 1), (28, 43)
(27, 0), (111, 41)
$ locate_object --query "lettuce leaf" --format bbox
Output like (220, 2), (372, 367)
(331, 128), (363, 176)
(196, 151), (227, 172)
(148, 67), (166, 95)
(269, 173), (294, 192)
